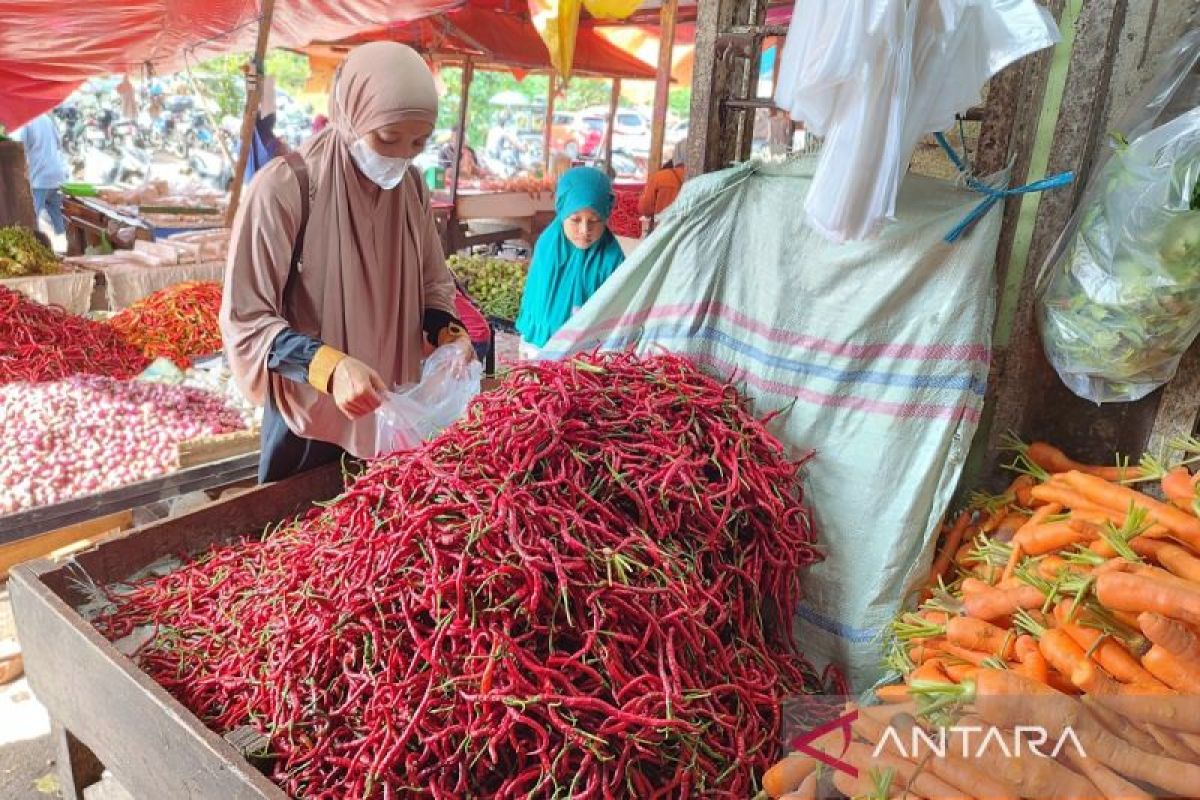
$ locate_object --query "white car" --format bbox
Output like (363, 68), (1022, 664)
(578, 107), (652, 157)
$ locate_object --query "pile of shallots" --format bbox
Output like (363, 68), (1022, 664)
(0, 376), (246, 514)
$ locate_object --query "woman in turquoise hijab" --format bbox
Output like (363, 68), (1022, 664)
(516, 167), (626, 354)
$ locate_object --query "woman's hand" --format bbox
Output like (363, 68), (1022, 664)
(330, 356), (386, 419)
(445, 336), (477, 379)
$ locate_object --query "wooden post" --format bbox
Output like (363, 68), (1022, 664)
(982, 0), (1135, 474)
(224, 0), (277, 227)
(604, 78), (621, 175)
(447, 58), (474, 254)
(450, 58), (474, 212)
(0, 140), (37, 229)
(648, 0), (679, 172)
(542, 72), (556, 174)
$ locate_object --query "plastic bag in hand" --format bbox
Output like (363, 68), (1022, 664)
(373, 344), (482, 456)
(1036, 30), (1200, 403)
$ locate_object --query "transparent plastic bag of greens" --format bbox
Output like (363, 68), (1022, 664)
(373, 344), (482, 456)
(1036, 30), (1200, 403)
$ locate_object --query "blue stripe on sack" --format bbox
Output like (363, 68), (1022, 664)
(795, 604), (879, 644)
(546, 324), (988, 396)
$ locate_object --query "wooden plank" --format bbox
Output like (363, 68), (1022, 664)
(1147, 341), (1200, 461)
(225, 0), (278, 227)
(6, 466), (343, 799)
(177, 428), (261, 468)
(450, 58), (475, 217)
(604, 78), (621, 175)
(35, 462), (344, 603)
(0, 141), (36, 229)
(542, 72), (556, 174)
(648, 0), (680, 172)
(982, 0), (1141, 479)
(0, 511), (132, 580)
(687, 0), (734, 174)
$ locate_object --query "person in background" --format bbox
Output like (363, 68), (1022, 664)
(220, 42), (475, 483)
(439, 134), (485, 180)
(13, 114), (67, 236)
(452, 279), (493, 363)
(515, 167), (625, 359)
(638, 138), (687, 226)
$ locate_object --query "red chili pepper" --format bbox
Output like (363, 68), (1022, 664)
(0, 287), (149, 384)
(106, 281), (223, 368)
(96, 351), (840, 797)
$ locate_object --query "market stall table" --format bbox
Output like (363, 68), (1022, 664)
(0, 265), (96, 315)
(438, 188), (555, 252)
(9, 464), (341, 800)
(61, 196), (223, 257)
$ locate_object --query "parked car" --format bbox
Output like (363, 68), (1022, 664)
(575, 107), (652, 157)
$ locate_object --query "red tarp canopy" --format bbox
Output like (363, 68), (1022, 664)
(307, 5), (656, 80)
(0, 0), (462, 129)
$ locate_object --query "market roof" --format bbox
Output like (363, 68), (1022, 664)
(302, 4), (657, 82)
(0, 0), (458, 130)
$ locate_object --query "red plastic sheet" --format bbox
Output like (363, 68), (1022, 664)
(321, 6), (655, 79)
(0, 0), (462, 129)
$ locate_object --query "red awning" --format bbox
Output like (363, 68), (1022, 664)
(311, 5), (656, 80)
(0, 0), (462, 129)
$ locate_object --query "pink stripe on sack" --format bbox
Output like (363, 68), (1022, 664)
(556, 302), (991, 363)
(688, 353), (984, 424)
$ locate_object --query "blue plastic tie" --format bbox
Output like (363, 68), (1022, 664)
(933, 132), (1074, 243)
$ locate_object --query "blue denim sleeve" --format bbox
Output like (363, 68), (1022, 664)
(268, 329), (323, 385)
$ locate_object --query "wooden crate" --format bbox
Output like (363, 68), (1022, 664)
(0, 511), (133, 580)
(8, 464), (344, 800)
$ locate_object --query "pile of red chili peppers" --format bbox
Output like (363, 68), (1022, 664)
(97, 351), (838, 799)
(107, 281), (224, 369)
(0, 287), (150, 385)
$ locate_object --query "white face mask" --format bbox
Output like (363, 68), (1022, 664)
(350, 138), (410, 190)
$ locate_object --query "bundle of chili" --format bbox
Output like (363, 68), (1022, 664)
(97, 351), (833, 798)
(0, 287), (149, 385)
(107, 281), (223, 368)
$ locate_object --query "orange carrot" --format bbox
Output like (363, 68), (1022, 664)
(960, 577), (993, 595)
(1161, 466), (1196, 510)
(1027, 442), (1130, 481)
(1062, 470), (1200, 551)
(943, 661), (979, 683)
(946, 616), (1016, 659)
(1030, 482), (1113, 514)
(780, 771), (819, 800)
(1138, 612), (1200, 663)
(907, 637), (946, 665)
(963, 584), (1045, 621)
(1053, 604), (1163, 686)
(953, 540), (978, 569)
(911, 658), (953, 683)
(1064, 752), (1153, 800)
(1096, 569), (1200, 627)
(1038, 627), (1123, 695)
(993, 512), (1029, 542)
(928, 510), (972, 588)
(762, 754), (818, 799)
(1010, 474), (1036, 508)
(875, 684), (911, 704)
(1151, 541), (1200, 583)
(1143, 645), (1200, 693)
(1017, 522), (1093, 556)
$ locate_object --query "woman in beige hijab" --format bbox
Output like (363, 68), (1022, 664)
(221, 42), (473, 482)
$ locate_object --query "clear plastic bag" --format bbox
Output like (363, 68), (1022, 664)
(1036, 30), (1200, 403)
(373, 345), (482, 456)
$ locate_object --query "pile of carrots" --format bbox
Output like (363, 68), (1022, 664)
(760, 437), (1200, 799)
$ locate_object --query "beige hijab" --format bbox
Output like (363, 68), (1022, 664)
(220, 42), (456, 458)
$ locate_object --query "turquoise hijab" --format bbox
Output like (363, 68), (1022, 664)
(516, 167), (626, 348)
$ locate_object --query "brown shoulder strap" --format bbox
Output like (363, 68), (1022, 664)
(282, 151), (310, 275)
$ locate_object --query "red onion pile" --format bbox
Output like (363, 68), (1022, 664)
(0, 376), (247, 514)
(98, 352), (836, 798)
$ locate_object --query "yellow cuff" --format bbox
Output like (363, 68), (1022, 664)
(437, 323), (470, 347)
(308, 345), (346, 393)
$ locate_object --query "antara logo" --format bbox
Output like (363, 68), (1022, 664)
(789, 710), (1087, 778)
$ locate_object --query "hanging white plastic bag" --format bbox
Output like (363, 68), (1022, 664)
(373, 345), (482, 456)
(1037, 30), (1200, 403)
